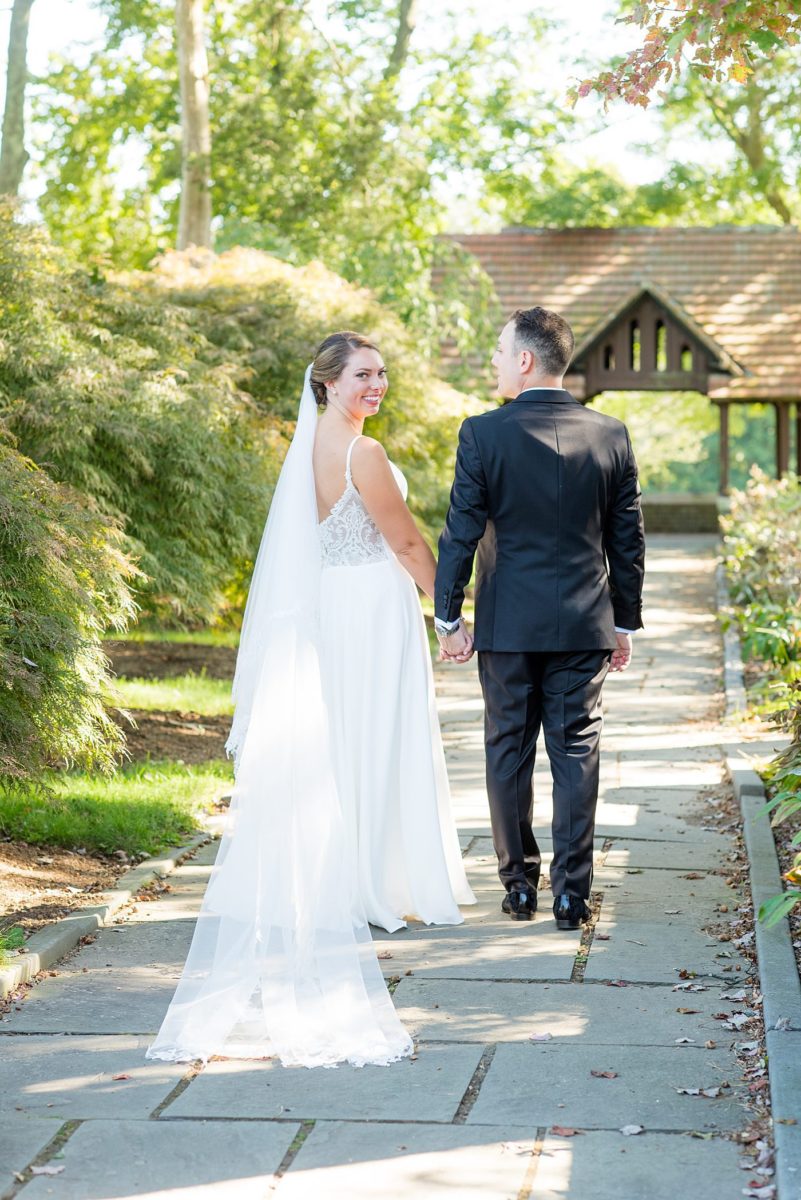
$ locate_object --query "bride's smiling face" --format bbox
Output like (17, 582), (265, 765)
(327, 348), (388, 419)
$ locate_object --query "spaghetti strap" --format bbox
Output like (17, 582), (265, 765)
(345, 435), (363, 485)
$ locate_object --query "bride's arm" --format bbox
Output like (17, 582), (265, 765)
(350, 438), (436, 599)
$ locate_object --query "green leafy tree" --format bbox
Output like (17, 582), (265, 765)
(32, 3), (566, 357)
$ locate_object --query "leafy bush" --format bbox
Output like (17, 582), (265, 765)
(123, 246), (481, 539)
(0, 437), (136, 788)
(0, 207), (270, 624)
(0, 213), (478, 625)
(722, 468), (801, 925)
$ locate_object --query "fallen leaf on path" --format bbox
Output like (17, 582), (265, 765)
(705, 1040), (717, 1049)
(529, 1032), (553, 1042)
(720, 990), (747, 1002)
(673, 982), (708, 993)
(677, 1088), (701, 1095)
(675, 1038), (696, 1045)
(620, 1124), (644, 1136)
(742, 1186), (776, 1199)
(677, 1007), (700, 1014)
(664, 909), (681, 915)
(377, 951), (393, 960)
(678, 969), (698, 979)
(111, 1073), (131, 1081)
(682, 872), (705, 880)
(606, 980), (629, 988)
(774, 1016), (791, 1031)
(551, 1126), (582, 1137)
(30, 1166), (65, 1177)
(595, 933), (611, 941)
(724, 1013), (752, 1030)
(625, 869), (643, 874)
(590, 1070), (618, 1079)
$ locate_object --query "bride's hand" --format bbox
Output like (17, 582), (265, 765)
(437, 622), (474, 663)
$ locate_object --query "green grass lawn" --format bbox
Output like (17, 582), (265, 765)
(0, 760), (232, 857)
(109, 671), (234, 716)
(105, 627), (240, 648)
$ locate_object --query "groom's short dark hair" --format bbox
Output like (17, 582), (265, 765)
(511, 307), (574, 376)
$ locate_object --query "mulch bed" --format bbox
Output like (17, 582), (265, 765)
(114, 709), (231, 765)
(105, 639), (237, 681)
(0, 842), (125, 939)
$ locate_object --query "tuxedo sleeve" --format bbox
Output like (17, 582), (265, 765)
(605, 428), (645, 631)
(435, 418), (488, 623)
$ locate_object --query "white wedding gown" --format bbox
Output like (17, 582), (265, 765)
(319, 436), (475, 932)
(145, 410), (473, 1070)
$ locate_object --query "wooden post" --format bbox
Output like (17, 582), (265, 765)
(718, 402), (730, 494)
(776, 402), (790, 478)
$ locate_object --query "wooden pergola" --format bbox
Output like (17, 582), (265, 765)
(449, 226), (801, 492)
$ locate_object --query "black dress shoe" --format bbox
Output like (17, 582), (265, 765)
(553, 894), (591, 930)
(502, 888), (537, 920)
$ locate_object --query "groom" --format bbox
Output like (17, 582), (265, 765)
(434, 306), (645, 929)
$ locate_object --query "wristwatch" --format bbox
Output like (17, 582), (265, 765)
(434, 616), (463, 637)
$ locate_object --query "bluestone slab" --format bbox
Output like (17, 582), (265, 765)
(20, 1117), (301, 1199)
(0, 1035), (185, 1119)
(278, 1122), (536, 1200)
(533, 1129), (745, 1199)
(468, 1043), (744, 1131)
(164, 1043), (483, 1123)
(392, 977), (755, 1045)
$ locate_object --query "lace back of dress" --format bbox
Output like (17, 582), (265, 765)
(319, 435), (389, 568)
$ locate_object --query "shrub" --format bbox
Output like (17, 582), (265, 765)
(0, 437), (136, 787)
(0, 214), (479, 625)
(0, 208), (270, 625)
(722, 468), (801, 925)
(130, 247), (481, 540)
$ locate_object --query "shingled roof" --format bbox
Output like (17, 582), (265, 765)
(450, 226), (801, 402)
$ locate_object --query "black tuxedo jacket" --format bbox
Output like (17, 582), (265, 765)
(435, 388), (645, 652)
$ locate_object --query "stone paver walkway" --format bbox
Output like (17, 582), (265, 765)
(0, 534), (759, 1199)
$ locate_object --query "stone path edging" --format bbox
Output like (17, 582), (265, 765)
(718, 561), (801, 1198)
(0, 830), (215, 1001)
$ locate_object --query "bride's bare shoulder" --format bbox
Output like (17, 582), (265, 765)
(351, 435), (388, 465)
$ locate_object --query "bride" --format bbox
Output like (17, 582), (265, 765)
(145, 332), (475, 1070)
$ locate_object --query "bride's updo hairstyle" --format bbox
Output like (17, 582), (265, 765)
(310, 332), (380, 407)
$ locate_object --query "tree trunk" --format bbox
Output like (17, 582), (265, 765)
(384, 0), (418, 82)
(175, 0), (212, 249)
(0, 0), (35, 198)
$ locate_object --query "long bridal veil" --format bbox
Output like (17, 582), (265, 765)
(145, 367), (414, 1069)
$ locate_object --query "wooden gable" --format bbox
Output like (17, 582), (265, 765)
(571, 282), (745, 400)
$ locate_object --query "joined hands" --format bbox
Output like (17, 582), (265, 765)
(436, 618), (474, 664)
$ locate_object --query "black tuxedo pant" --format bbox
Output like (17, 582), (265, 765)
(477, 649), (611, 899)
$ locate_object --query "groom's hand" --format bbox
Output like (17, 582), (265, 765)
(437, 620), (474, 663)
(610, 632), (632, 672)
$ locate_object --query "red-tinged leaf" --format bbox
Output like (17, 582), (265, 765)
(112, 1073), (131, 1081)
(590, 1070), (618, 1079)
(551, 1126), (583, 1137)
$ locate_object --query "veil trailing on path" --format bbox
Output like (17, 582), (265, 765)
(145, 368), (414, 1069)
